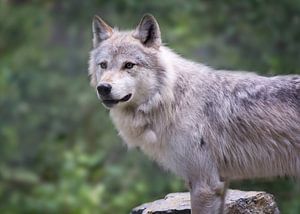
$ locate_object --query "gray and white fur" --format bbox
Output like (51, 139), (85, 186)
(88, 14), (300, 214)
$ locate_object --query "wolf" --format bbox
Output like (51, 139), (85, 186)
(88, 14), (300, 214)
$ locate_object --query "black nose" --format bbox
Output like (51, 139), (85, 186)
(97, 83), (112, 96)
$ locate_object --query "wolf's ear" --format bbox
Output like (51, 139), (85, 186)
(133, 14), (161, 48)
(92, 15), (113, 47)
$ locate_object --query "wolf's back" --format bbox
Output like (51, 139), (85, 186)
(203, 72), (300, 178)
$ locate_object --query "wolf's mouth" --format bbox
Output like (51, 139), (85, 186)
(102, 94), (132, 107)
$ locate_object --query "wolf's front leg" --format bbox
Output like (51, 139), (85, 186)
(189, 179), (227, 214)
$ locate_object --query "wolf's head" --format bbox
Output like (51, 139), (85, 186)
(89, 14), (170, 110)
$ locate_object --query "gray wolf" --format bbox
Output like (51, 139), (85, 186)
(88, 14), (300, 214)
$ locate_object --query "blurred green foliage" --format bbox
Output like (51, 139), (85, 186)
(0, 0), (299, 213)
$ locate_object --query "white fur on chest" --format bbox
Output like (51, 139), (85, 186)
(109, 108), (175, 168)
(110, 109), (159, 146)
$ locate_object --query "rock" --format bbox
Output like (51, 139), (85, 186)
(131, 189), (280, 214)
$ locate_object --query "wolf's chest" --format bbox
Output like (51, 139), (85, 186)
(121, 124), (159, 147)
(110, 110), (160, 146)
(109, 109), (175, 166)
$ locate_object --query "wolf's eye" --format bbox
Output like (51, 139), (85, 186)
(99, 62), (107, 69)
(124, 62), (135, 69)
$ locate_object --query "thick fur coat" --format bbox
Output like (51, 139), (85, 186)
(88, 14), (300, 214)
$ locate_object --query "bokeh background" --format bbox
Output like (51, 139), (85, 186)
(0, 0), (299, 213)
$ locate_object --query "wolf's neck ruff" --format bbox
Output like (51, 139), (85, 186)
(137, 47), (176, 112)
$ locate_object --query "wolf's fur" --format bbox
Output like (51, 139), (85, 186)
(89, 14), (300, 214)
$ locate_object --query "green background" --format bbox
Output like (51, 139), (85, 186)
(0, 0), (299, 213)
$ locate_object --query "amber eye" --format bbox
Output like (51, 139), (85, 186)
(124, 62), (135, 69)
(99, 62), (107, 69)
